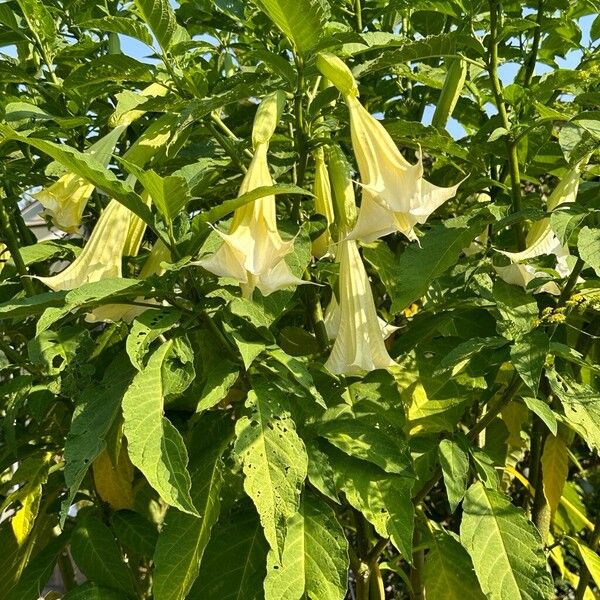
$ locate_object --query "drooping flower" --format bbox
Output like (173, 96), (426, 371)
(37, 198), (140, 291)
(312, 147), (335, 258)
(495, 163), (583, 295)
(34, 125), (126, 233)
(316, 53), (462, 243)
(325, 239), (396, 375)
(196, 92), (305, 298)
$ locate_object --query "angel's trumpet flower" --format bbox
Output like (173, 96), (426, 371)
(34, 126), (126, 233)
(312, 147), (335, 258)
(316, 53), (461, 243)
(37, 198), (141, 292)
(196, 92), (305, 298)
(495, 162), (584, 295)
(325, 239), (396, 375)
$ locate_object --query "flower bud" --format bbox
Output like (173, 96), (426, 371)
(252, 90), (286, 148)
(316, 53), (358, 98)
(328, 145), (357, 234)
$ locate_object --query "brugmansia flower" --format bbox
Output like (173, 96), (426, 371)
(34, 125), (126, 233)
(37, 198), (143, 291)
(495, 163), (583, 295)
(196, 92), (305, 298)
(325, 239), (396, 375)
(316, 53), (462, 243)
(312, 147), (335, 258)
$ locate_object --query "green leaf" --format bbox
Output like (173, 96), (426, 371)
(510, 330), (549, 396)
(571, 539), (600, 590)
(330, 449), (414, 562)
(233, 378), (308, 559)
(353, 33), (484, 77)
(438, 438), (470, 512)
(317, 415), (412, 476)
(153, 416), (232, 600)
(188, 504), (268, 600)
(110, 511), (158, 558)
(423, 530), (485, 600)
(70, 516), (136, 596)
(252, 0), (327, 54)
(522, 397), (558, 436)
(199, 184), (312, 224)
(63, 361), (133, 521)
(9, 531), (71, 600)
(0, 291), (67, 319)
(363, 222), (480, 314)
(133, 0), (179, 50)
(122, 341), (196, 515)
(548, 370), (600, 453)
(492, 279), (539, 341)
(578, 226), (600, 276)
(16, 0), (55, 47)
(80, 16), (154, 46)
(460, 482), (554, 600)
(126, 308), (181, 371)
(65, 55), (153, 89)
(264, 492), (348, 600)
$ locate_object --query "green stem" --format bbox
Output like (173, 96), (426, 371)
(207, 122), (248, 174)
(409, 530), (425, 600)
(292, 55), (308, 221)
(0, 196), (35, 296)
(522, 0), (543, 88)
(355, 0), (363, 31)
(488, 0), (525, 250)
(211, 112), (254, 160)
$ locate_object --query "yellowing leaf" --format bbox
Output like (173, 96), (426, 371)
(11, 484), (42, 546)
(541, 434), (568, 518)
(92, 446), (134, 510)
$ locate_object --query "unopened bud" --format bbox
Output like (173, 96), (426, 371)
(252, 90), (286, 148)
(328, 145), (357, 233)
(316, 53), (358, 98)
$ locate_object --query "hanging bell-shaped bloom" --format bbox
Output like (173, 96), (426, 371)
(37, 198), (140, 291)
(34, 125), (126, 233)
(497, 163), (582, 262)
(325, 239), (396, 375)
(196, 92), (305, 298)
(316, 53), (462, 243)
(312, 147), (335, 258)
(495, 162), (584, 295)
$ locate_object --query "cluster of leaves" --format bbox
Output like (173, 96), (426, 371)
(0, 0), (600, 599)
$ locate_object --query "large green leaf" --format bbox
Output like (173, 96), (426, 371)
(70, 516), (136, 596)
(252, 0), (327, 54)
(438, 438), (470, 512)
(548, 370), (600, 453)
(65, 55), (153, 89)
(234, 378), (308, 559)
(316, 415), (412, 476)
(460, 482), (554, 600)
(133, 0), (179, 50)
(188, 505), (268, 600)
(122, 341), (196, 515)
(329, 448), (414, 562)
(80, 16), (154, 46)
(264, 493), (348, 600)
(353, 33), (484, 76)
(363, 222), (479, 314)
(423, 530), (485, 600)
(578, 226), (600, 276)
(62, 583), (129, 600)
(153, 416), (232, 600)
(63, 360), (133, 520)
(510, 330), (549, 395)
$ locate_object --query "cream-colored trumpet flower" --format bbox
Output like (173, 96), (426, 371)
(316, 53), (462, 243)
(495, 162), (584, 295)
(196, 92), (305, 298)
(34, 125), (126, 233)
(37, 197), (143, 292)
(325, 239), (396, 375)
(312, 147), (335, 258)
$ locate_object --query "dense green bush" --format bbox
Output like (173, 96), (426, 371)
(0, 1), (599, 599)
